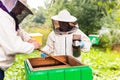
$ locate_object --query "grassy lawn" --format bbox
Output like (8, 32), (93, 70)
(82, 47), (120, 80)
(4, 47), (120, 80)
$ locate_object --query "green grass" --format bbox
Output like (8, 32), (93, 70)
(4, 50), (40, 80)
(81, 47), (120, 80)
(4, 47), (120, 80)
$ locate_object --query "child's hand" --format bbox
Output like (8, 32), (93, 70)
(80, 40), (84, 48)
(41, 53), (47, 58)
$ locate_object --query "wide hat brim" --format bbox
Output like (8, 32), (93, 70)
(51, 15), (77, 22)
(19, 0), (33, 15)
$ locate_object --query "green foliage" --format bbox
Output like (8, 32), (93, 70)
(20, 7), (47, 29)
(99, 28), (120, 48)
(98, 28), (112, 48)
(82, 47), (120, 80)
(4, 50), (40, 80)
(77, 3), (102, 35)
(33, 13), (46, 24)
(98, 1), (120, 48)
(112, 29), (120, 45)
(100, 9), (120, 29)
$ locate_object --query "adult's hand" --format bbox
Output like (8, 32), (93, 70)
(28, 39), (40, 50)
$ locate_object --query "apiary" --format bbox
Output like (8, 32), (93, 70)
(24, 55), (93, 80)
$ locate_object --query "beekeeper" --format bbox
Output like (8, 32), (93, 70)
(41, 10), (91, 59)
(0, 0), (40, 79)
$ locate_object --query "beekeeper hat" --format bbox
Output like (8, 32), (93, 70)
(51, 9), (77, 22)
(19, 0), (27, 5)
(18, 0), (33, 14)
(11, 0), (33, 24)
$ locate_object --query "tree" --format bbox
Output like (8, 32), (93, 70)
(33, 14), (46, 24)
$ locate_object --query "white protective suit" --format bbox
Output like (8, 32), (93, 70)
(0, 8), (34, 70)
(42, 28), (91, 59)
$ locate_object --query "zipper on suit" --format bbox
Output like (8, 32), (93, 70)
(65, 37), (67, 55)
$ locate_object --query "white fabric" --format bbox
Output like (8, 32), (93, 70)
(0, 9), (34, 70)
(1, 0), (27, 12)
(51, 10), (77, 22)
(17, 28), (31, 42)
(1, 0), (17, 12)
(42, 29), (91, 60)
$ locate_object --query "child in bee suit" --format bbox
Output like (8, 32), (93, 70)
(41, 9), (91, 60)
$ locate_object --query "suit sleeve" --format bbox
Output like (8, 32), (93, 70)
(0, 12), (34, 55)
(17, 28), (31, 42)
(42, 32), (54, 54)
